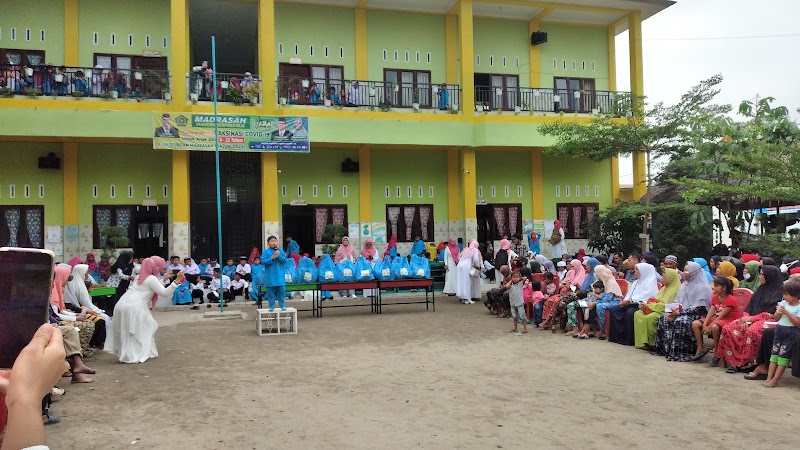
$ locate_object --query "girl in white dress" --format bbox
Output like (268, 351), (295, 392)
(456, 240), (482, 304)
(549, 219), (567, 259)
(443, 237), (460, 296)
(105, 256), (184, 364)
(65, 264), (112, 328)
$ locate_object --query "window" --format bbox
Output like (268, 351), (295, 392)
(485, 204), (522, 240)
(1, 48), (45, 66)
(475, 73), (519, 111)
(554, 77), (596, 113)
(94, 53), (168, 71)
(309, 64), (344, 101)
(386, 204), (434, 243)
(92, 205), (134, 248)
(313, 205), (348, 244)
(0, 206), (44, 249)
(556, 203), (598, 239)
(383, 69), (432, 108)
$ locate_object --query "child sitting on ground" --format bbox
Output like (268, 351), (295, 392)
(763, 280), (800, 388)
(692, 277), (740, 365)
(505, 271), (528, 335)
(222, 258), (237, 279)
(230, 272), (250, 300)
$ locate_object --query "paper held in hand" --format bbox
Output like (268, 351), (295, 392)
(664, 303), (681, 313)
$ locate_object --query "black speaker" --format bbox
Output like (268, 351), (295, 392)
(341, 157), (359, 173)
(38, 152), (61, 169)
(531, 32), (548, 46)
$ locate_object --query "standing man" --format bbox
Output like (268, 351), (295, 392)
(285, 234), (300, 256)
(262, 235), (288, 311)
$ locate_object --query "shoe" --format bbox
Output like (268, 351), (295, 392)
(708, 357), (720, 366)
(43, 413), (61, 426)
(692, 348), (710, 362)
(191, 305), (199, 310)
(199, 299), (204, 304)
(51, 387), (65, 396)
(351, 294), (357, 299)
(744, 372), (767, 381)
(466, 300), (474, 304)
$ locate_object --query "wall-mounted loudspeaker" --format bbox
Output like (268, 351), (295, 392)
(38, 152), (61, 169)
(531, 32), (548, 46)
(341, 157), (360, 173)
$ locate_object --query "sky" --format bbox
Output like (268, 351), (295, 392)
(613, 0), (800, 185)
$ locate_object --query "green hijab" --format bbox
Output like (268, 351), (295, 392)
(738, 261), (761, 292)
(654, 268), (680, 303)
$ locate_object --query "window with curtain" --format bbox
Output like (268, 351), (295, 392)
(486, 203), (523, 240)
(556, 203), (598, 239)
(1, 49), (45, 66)
(310, 65), (344, 104)
(92, 205), (134, 248)
(0, 205), (44, 248)
(313, 205), (348, 244)
(487, 74), (519, 110)
(386, 204), (434, 242)
(553, 77), (596, 113)
(383, 69), (432, 107)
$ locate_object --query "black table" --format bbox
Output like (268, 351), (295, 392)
(316, 281), (380, 317)
(377, 278), (435, 314)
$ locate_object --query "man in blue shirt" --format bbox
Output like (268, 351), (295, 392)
(262, 235), (289, 311)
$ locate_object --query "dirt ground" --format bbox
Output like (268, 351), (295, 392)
(46, 295), (799, 449)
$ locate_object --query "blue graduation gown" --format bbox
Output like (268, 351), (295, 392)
(411, 239), (425, 256)
(261, 247), (288, 287)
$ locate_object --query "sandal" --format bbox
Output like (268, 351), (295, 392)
(708, 357), (720, 367)
(726, 365), (738, 374)
(578, 333), (589, 339)
(43, 413), (61, 426)
(598, 335), (606, 340)
(692, 348), (710, 362)
(744, 372), (767, 381)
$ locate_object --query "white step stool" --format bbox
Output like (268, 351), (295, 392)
(256, 307), (298, 336)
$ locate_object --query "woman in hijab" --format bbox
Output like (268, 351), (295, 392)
(85, 252), (100, 282)
(549, 220), (566, 258)
(709, 256), (721, 275)
(335, 236), (357, 298)
(609, 263), (659, 346)
(67, 256), (82, 267)
(559, 259), (586, 293)
(64, 264), (108, 349)
(106, 256), (184, 364)
(717, 265), (783, 372)
(716, 261), (740, 288)
(50, 264), (97, 383)
(576, 248), (587, 261)
(536, 255), (556, 276)
(563, 258), (600, 335)
(693, 257), (714, 283)
(738, 261), (761, 292)
(110, 252), (135, 311)
(456, 240), (482, 304)
(443, 237), (460, 296)
(360, 239), (380, 297)
(634, 267), (681, 349)
(553, 259), (587, 333)
(493, 239), (517, 287)
(98, 256), (113, 281)
(593, 265), (624, 339)
(383, 235), (398, 259)
(653, 261), (713, 361)
(643, 252), (663, 282)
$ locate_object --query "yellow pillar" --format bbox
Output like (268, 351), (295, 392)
(447, 148), (460, 220)
(458, 0), (474, 118)
(445, 16), (458, 85)
(64, 0), (79, 66)
(170, 0), (189, 105)
(628, 12), (646, 200)
(63, 143), (79, 226)
(461, 148), (476, 220)
(258, 0), (277, 112)
(172, 150), (190, 223)
(355, 8), (368, 80)
(358, 146), (371, 223)
(611, 157), (620, 202)
(607, 26), (617, 91)
(261, 153), (279, 223)
(531, 148), (544, 220)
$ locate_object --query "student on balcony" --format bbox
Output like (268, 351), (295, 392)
(346, 81), (362, 106)
(328, 86), (342, 106)
(71, 70), (89, 95)
(308, 81), (321, 105)
(437, 83), (449, 110)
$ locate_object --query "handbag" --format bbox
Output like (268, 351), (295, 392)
(469, 267), (479, 277)
(548, 229), (561, 245)
(641, 298), (659, 315)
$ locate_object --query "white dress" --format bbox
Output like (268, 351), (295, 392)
(456, 252), (481, 301)
(443, 249), (459, 295)
(105, 275), (177, 364)
(550, 228), (567, 259)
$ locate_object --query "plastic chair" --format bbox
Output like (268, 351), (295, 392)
(616, 279), (629, 297)
(732, 288), (753, 311)
(532, 273), (544, 284)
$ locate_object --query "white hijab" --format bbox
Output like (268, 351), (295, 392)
(64, 264), (90, 308)
(624, 262), (659, 303)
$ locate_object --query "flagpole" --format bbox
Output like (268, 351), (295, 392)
(212, 35), (224, 313)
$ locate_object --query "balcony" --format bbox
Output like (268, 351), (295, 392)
(0, 65), (171, 101)
(277, 76), (461, 112)
(474, 86), (630, 115)
(187, 70), (262, 105)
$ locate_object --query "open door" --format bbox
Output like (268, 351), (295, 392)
(133, 206), (168, 260)
(282, 205), (315, 255)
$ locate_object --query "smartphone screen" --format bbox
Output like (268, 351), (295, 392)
(0, 248), (54, 369)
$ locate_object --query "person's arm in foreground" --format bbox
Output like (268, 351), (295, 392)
(1, 324), (68, 450)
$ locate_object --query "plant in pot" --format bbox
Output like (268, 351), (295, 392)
(0, 87), (13, 98)
(391, 81), (399, 92)
(412, 87), (421, 110)
(100, 90), (115, 100)
(162, 86), (172, 101)
(277, 76), (297, 106)
(99, 226), (130, 260)
(26, 88), (43, 98)
(25, 66), (34, 77)
(71, 91), (86, 99)
(319, 224), (347, 256)
(242, 81), (260, 105)
(226, 86), (244, 105)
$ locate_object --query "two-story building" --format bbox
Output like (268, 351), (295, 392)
(0, 0), (671, 261)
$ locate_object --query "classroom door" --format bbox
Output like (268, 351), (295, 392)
(132, 206), (168, 260)
(281, 205), (315, 255)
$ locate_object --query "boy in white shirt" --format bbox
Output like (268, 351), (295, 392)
(166, 255), (184, 275)
(230, 272), (250, 300)
(206, 267), (234, 303)
(236, 256), (252, 282)
(205, 258), (219, 278)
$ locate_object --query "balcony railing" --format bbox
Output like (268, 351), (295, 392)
(277, 76), (461, 110)
(187, 70), (261, 104)
(474, 86), (630, 114)
(0, 64), (171, 100)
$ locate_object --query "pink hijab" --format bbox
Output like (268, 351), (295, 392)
(361, 239), (377, 258)
(139, 256), (167, 309)
(85, 252), (98, 272)
(554, 220), (562, 230)
(499, 239), (511, 251)
(568, 259), (586, 287)
(67, 256), (82, 267)
(447, 237), (460, 262)
(461, 240), (479, 260)
(335, 237), (356, 263)
(50, 265), (72, 312)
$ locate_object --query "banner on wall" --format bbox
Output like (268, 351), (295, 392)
(152, 113), (310, 152)
(371, 223), (386, 244)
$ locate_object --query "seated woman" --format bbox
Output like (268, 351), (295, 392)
(564, 258), (600, 336)
(540, 261), (580, 331)
(609, 263), (659, 346)
(716, 261), (740, 288)
(738, 260), (762, 293)
(593, 265), (624, 340)
(653, 261), (712, 361)
(64, 264), (109, 349)
(716, 265), (782, 373)
(634, 267), (680, 349)
(694, 257), (714, 283)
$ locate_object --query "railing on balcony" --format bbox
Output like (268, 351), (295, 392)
(474, 86), (629, 114)
(277, 76), (461, 110)
(0, 64), (171, 100)
(187, 70), (261, 104)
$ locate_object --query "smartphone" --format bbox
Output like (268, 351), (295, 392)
(0, 247), (55, 369)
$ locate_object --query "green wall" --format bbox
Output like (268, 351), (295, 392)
(77, 144), (172, 224)
(0, 143), (64, 226)
(538, 23), (609, 90)
(274, 4), (356, 77)
(366, 11), (446, 83)
(0, 0), (65, 65)
(78, 0), (171, 67)
(473, 18), (529, 85)
(541, 155), (612, 219)
(370, 149), (447, 224)
(277, 148), (360, 220)
(476, 150), (532, 219)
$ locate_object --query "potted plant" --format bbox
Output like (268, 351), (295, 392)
(134, 70), (143, 81)
(226, 86), (244, 105)
(71, 91), (85, 99)
(514, 105), (521, 114)
(99, 226), (130, 260)
(412, 87), (420, 110)
(369, 86), (376, 97)
(26, 88), (42, 97)
(242, 82), (260, 105)
(220, 80), (229, 89)
(190, 92), (199, 102)
(521, 100), (530, 112)
(0, 87), (12, 98)
(162, 86), (172, 101)
(53, 72), (64, 83)
(392, 82), (399, 92)
(279, 96), (288, 105)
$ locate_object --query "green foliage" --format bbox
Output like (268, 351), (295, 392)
(585, 202), (645, 256)
(26, 88), (42, 97)
(100, 226), (130, 259)
(226, 86), (244, 105)
(0, 87), (13, 97)
(740, 234), (800, 261)
(321, 224), (347, 245)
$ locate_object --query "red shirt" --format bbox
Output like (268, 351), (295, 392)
(712, 294), (743, 322)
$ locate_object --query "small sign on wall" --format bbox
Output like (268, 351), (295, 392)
(143, 51), (162, 57)
(289, 200), (307, 206)
(476, 199), (487, 205)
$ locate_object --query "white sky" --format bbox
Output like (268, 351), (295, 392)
(614, 0), (800, 185)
